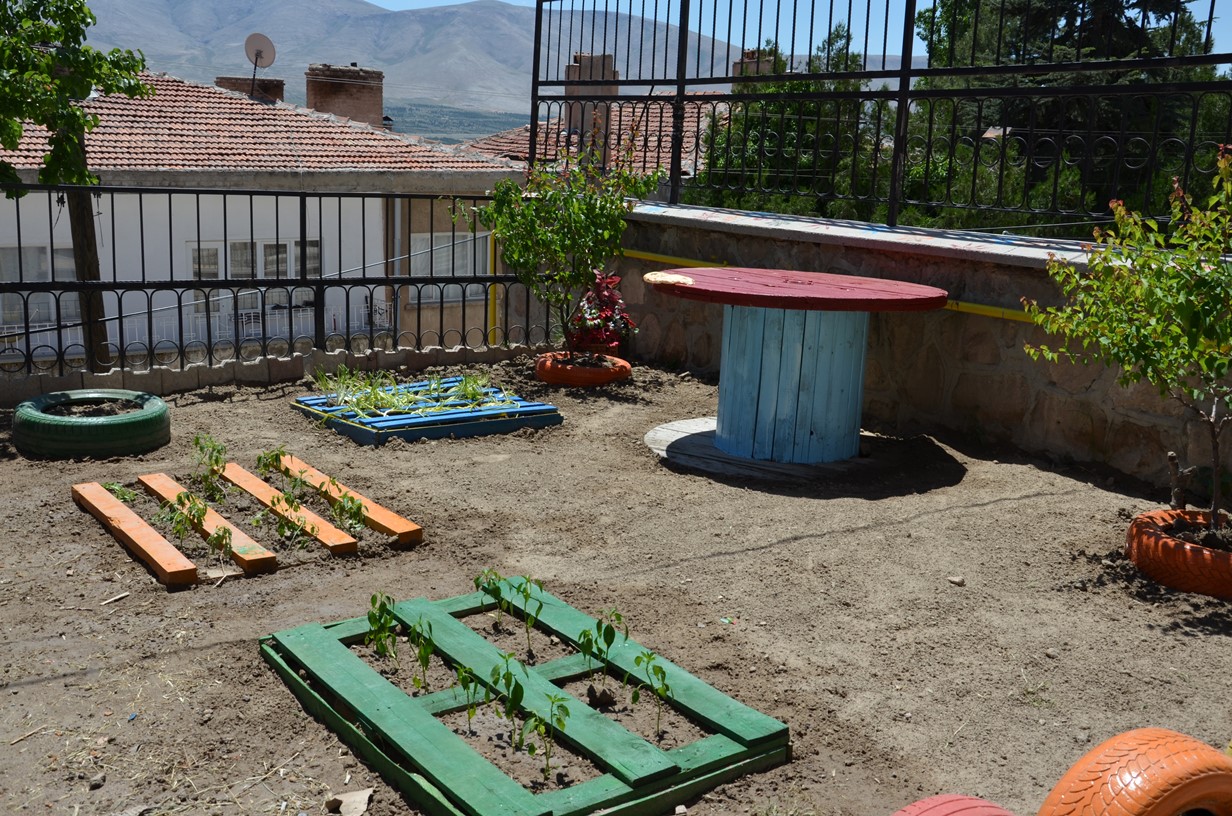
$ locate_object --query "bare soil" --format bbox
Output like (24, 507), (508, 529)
(2, 355), (1230, 816)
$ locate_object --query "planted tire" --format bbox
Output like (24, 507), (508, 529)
(892, 794), (1016, 816)
(13, 389), (171, 459)
(1037, 727), (1232, 816)
(1125, 509), (1232, 602)
(535, 352), (632, 386)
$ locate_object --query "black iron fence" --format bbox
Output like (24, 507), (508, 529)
(530, 0), (1232, 233)
(0, 185), (549, 378)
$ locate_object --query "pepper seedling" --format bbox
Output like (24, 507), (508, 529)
(629, 649), (672, 739)
(366, 592), (399, 667)
(524, 691), (570, 783)
(408, 615), (435, 692)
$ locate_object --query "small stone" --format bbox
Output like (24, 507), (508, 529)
(1075, 730), (1090, 743)
(89, 772), (106, 790)
(1045, 648), (1060, 659)
(675, 806), (688, 815)
(947, 576), (966, 587)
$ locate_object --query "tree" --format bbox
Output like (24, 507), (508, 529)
(0, 0), (149, 370)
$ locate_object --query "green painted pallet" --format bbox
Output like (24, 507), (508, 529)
(260, 579), (790, 816)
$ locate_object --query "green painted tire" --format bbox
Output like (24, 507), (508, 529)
(13, 389), (171, 459)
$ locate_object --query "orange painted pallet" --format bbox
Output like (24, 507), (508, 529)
(138, 473), (278, 575)
(72, 482), (199, 588)
(277, 454), (423, 547)
(221, 463), (358, 555)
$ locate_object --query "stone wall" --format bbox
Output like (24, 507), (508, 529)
(620, 205), (1220, 488)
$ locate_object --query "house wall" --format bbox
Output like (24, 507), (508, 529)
(619, 204), (1217, 488)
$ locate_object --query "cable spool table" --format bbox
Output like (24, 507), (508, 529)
(644, 267), (948, 466)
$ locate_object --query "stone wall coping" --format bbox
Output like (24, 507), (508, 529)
(628, 204), (1089, 270)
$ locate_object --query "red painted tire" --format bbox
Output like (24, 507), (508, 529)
(1037, 727), (1232, 816)
(1125, 510), (1232, 601)
(535, 352), (631, 386)
(892, 794), (1016, 816)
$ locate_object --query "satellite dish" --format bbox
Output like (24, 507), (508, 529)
(244, 33), (276, 69)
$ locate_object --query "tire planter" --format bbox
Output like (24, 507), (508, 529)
(13, 389), (171, 459)
(535, 351), (632, 387)
(1038, 727), (1232, 816)
(892, 794), (1016, 816)
(1126, 509), (1232, 601)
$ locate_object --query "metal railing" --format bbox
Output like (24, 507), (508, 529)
(529, 0), (1232, 233)
(0, 185), (551, 377)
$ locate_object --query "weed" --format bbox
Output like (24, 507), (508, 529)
(408, 616), (435, 692)
(524, 692), (570, 783)
(629, 650), (672, 738)
(102, 482), (138, 503)
(366, 592), (399, 666)
(191, 434), (228, 502)
(577, 607), (628, 689)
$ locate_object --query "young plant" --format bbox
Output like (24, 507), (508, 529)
(524, 692), (571, 783)
(205, 524), (233, 565)
(366, 592), (399, 666)
(328, 478), (367, 533)
(102, 481), (138, 503)
(254, 444), (288, 480)
(269, 491), (318, 547)
(576, 607), (628, 690)
(455, 665), (481, 733)
(474, 568), (508, 630)
(191, 433), (228, 501)
(1025, 148), (1232, 528)
(629, 650), (672, 738)
(513, 576), (545, 659)
(408, 616), (435, 692)
(487, 652), (527, 747)
(155, 490), (207, 547)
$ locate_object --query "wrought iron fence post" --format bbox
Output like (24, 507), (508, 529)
(302, 193), (325, 350)
(668, 0), (692, 204)
(529, 0), (547, 167)
(887, 0), (918, 228)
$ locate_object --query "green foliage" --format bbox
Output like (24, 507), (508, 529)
(255, 445), (288, 480)
(102, 481), (137, 503)
(455, 665), (481, 732)
(474, 567), (508, 630)
(366, 592), (399, 666)
(512, 577), (544, 659)
(487, 652), (527, 747)
(408, 616), (435, 692)
(330, 483), (367, 533)
(0, 0), (150, 194)
(523, 692), (570, 782)
(1025, 150), (1232, 526)
(472, 147), (661, 348)
(629, 650), (672, 738)
(577, 606), (628, 689)
(191, 433), (228, 502)
(155, 490), (204, 546)
(266, 491), (318, 546)
(315, 366), (514, 418)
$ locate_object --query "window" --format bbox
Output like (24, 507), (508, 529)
(191, 239), (321, 312)
(191, 246), (221, 312)
(408, 233), (490, 302)
(0, 246), (81, 325)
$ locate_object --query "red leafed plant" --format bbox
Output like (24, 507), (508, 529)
(566, 271), (637, 351)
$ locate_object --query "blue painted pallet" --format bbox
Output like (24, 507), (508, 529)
(293, 379), (563, 446)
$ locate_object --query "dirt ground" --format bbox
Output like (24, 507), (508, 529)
(2, 356), (1230, 816)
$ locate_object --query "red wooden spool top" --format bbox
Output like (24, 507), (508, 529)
(643, 267), (949, 312)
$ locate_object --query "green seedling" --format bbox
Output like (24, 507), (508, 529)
(155, 490), (207, 547)
(191, 433), (228, 502)
(577, 606), (628, 690)
(268, 491), (318, 547)
(513, 576), (545, 659)
(102, 482), (138, 503)
(314, 366), (515, 419)
(255, 445), (288, 480)
(366, 592), (399, 666)
(408, 616), (435, 692)
(629, 649), (672, 738)
(455, 665), (481, 733)
(524, 692), (570, 782)
(328, 478), (367, 533)
(206, 524), (233, 565)
(474, 568), (508, 630)
(487, 652), (527, 747)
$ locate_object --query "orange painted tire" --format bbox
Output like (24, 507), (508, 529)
(892, 794), (1016, 816)
(1037, 727), (1232, 816)
(535, 352), (631, 386)
(1125, 510), (1232, 601)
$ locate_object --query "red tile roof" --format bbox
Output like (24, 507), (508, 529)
(467, 96), (727, 176)
(4, 72), (511, 174)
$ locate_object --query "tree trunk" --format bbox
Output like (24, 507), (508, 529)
(1208, 414), (1224, 530)
(66, 188), (110, 373)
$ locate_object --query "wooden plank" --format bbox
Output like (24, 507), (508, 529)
(269, 625), (545, 816)
(221, 462), (357, 554)
(72, 482), (199, 587)
(277, 454), (422, 546)
(642, 267), (948, 312)
(791, 311), (825, 463)
(137, 473), (277, 574)
(715, 304), (764, 459)
(395, 598), (679, 786)
(771, 308), (806, 461)
(497, 580), (789, 749)
(810, 310), (865, 463)
(751, 307), (785, 460)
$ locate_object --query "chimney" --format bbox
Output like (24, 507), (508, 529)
(732, 49), (774, 94)
(215, 75), (285, 103)
(564, 53), (617, 164)
(305, 63), (385, 127)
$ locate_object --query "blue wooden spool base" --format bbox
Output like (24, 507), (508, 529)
(717, 305), (868, 464)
